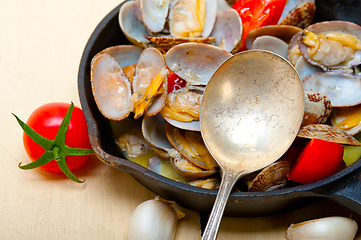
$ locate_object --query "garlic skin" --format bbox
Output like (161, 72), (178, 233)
(285, 216), (358, 240)
(128, 197), (185, 240)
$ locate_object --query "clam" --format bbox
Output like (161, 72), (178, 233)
(116, 132), (152, 157)
(140, 0), (170, 33)
(245, 25), (302, 51)
(165, 123), (219, 171)
(245, 25), (302, 59)
(330, 104), (361, 136)
(278, 2), (316, 28)
(118, 1), (150, 48)
(161, 87), (203, 131)
(278, 0), (315, 25)
(297, 123), (361, 146)
(168, 148), (218, 178)
(142, 113), (173, 158)
(251, 36), (289, 59)
(302, 72), (361, 107)
(163, 43), (232, 130)
(288, 32), (324, 78)
(298, 21), (361, 72)
(208, 8), (243, 53)
(302, 90), (332, 127)
(91, 46), (168, 121)
(188, 178), (220, 189)
(243, 159), (290, 192)
(165, 43), (232, 86)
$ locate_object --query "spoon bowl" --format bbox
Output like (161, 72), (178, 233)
(200, 50), (305, 239)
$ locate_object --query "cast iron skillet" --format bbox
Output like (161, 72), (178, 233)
(78, 0), (361, 217)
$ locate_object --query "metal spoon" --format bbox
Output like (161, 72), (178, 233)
(200, 50), (304, 240)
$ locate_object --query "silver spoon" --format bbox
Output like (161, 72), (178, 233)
(200, 50), (304, 240)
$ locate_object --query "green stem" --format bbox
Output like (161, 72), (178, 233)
(53, 146), (61, 161)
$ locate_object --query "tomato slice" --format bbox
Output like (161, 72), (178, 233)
(288, 139), (344, 184)
(167, 69), (186, 93)
(232, 0), (287, 51)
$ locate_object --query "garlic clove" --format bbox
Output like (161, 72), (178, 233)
(285, 216), (358, 240)
(128, 197), (185, 240)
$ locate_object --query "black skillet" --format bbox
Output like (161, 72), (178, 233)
(77, 0), (361, 217)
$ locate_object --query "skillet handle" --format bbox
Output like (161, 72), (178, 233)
(311, 165), (361, 214)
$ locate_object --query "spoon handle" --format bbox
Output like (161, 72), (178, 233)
(201, 168), (241, 240)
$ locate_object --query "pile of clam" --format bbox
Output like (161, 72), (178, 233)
(90, 0), (361, 191)
(119, 0), (242, 53)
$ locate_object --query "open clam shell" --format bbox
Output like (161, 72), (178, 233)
(168, 149), (218, 178)
(118, 1), (150, 48)
(142, 113), (173, 158)
(140, 0), (170, 33)
(165, 123), (219, 171)
(162, 86), (203, 131)
(298, 21), (361, 72)
(209, 8), (242, 53)
(302, 72), (361, 107)
(165, 42), (232, 86)
(297, 123), (361, 146)
(90, 53), (133, 121)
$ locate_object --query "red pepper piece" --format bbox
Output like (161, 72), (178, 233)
(232, 0), (287, 51)
(288, 138), (344, 184)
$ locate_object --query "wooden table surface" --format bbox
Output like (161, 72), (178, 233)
(1, 0), (361, 239)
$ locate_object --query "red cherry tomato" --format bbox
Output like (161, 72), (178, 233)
(232, 0), (287, 51)
(288, 139), (344, 184)
(23, 102), (91, 172)
(167, 69), (186, 93)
